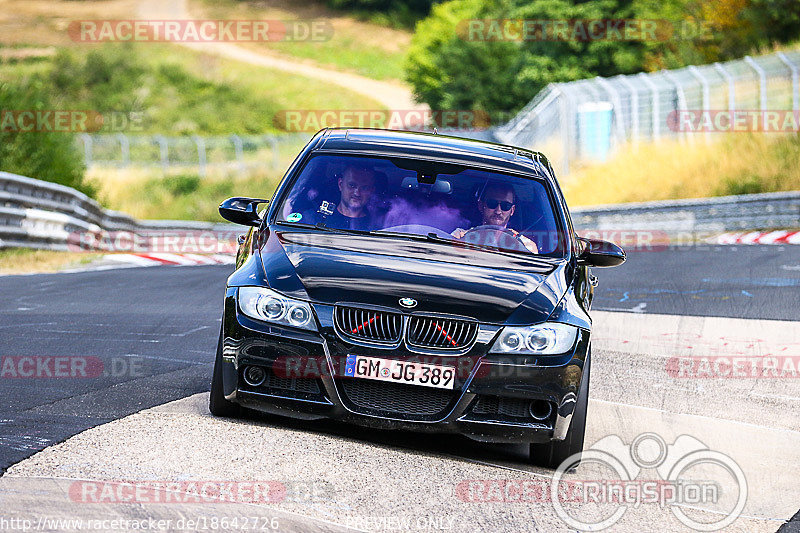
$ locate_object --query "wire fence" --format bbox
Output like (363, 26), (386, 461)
(78, 133), (311, 176)
(494, 50), (800, 176)
(78, 49), (800, 178)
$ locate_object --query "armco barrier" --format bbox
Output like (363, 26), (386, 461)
(0, 170), (235, 251)
(571, 190), (800, 234)
(1, 170), (798, 251)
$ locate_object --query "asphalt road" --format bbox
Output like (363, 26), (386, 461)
(0, 245), (798, 476)
(0, 265), (229, 473)
(593, 244), (800, 320)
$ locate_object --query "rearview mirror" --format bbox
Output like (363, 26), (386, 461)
(577, 237), (626, 267)
(219, 197), (269, 227)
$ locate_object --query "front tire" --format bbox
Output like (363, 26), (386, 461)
(209, 328), (241, 418)
(529, 352), (590, 469)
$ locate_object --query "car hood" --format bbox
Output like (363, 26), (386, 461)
(259, 230), (569, 325)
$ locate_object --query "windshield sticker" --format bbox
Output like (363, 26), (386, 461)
(286, 212), (302, 222)
(318, 201), (335, 215)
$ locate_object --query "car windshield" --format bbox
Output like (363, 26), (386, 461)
(276, 154), (566, 257)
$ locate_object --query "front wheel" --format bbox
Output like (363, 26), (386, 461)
(209, 328), (241, 418)
(529, 353), (590, 470)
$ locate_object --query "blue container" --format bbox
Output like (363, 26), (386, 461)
(578, 102), (613, 161)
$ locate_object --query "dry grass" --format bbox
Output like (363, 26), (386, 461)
(0, 0), (140, 47)
(0, 248), (103, 275)
(190, 0), (411, 80)
(88, 166), (285, 221)
(563, 133), (800, 206)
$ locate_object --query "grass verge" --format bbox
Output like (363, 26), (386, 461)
(0, 248), (103, 275)
(563, 133), (800, 206)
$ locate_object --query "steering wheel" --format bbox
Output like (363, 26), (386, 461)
(462, 225), (529, 252)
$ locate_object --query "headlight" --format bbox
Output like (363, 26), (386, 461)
(238, 287), (317, 331)
(489, 323), (579, 355)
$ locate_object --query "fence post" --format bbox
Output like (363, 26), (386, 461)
(553, 86), (570, 176)
(637, 73), (660, 140)
(713, 62), (736, 116)
(230, 134), (245, 177)
(688, 65), (711, 142)
(193, 135), (206, 177)
(776, 51), (799, 112)
(595, 77), (627, 144)
(80, 134), (93, 168)
(618, 75), (639, 145)
(744, 56), (768, 125)
(116, 133), (130, 167)
(270, 136), (279, 171)
(662, 70), (691, 143)
(154, 135), (169, 173)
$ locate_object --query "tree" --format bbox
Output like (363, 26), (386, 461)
(405, 0), (800, 116)
(0, 82), (91, 196)
(406, 0), (649, 117)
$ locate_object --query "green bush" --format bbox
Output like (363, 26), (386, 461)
(0, 82), (91, 196)
(164, 174), (201, 196)
(44, 45), (280, 135)
(326, 0), (438, 27)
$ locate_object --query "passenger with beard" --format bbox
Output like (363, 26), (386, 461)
(321, 166), (377, 231)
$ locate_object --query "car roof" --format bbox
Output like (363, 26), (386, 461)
(312, 128), (554, 179)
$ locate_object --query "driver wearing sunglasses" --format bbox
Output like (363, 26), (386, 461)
(451, 182), (538, 253)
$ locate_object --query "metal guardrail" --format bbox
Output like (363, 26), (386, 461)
(0, 171), (235, 251)
(1, 170), (797, 252)
(571, 190), (800, 234)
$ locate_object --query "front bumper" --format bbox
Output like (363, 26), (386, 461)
(220, 289), (590, 444)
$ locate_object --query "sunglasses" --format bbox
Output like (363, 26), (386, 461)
(483, 198), (514, 211)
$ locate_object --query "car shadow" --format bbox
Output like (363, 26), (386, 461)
(231, 406), (533, 469)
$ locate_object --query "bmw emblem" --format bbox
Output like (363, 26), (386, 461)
(399, 297), (417, 308)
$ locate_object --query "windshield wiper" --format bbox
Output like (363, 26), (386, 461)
(313, 222), (363, 235)
(276, 220), (365, 235)
(369, 230), (456, 243)
(368, 229), (552, 259)
(369, 230), (499, 251)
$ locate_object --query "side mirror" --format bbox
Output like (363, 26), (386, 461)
(219, 197), (269, 227)
(576, 237), (626, 267)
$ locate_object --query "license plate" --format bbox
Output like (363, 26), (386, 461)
(344, 355), (455, 390)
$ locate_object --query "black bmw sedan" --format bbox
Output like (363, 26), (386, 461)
(210, 128), (624, 468)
